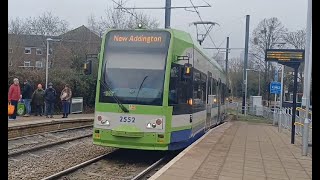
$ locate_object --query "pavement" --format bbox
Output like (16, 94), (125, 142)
(150, 120), (312, 180)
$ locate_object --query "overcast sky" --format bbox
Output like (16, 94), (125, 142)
(8, 0), (308, 59)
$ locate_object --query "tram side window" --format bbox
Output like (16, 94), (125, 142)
(201, 72), (207, 103)
(212, 78), (217, 96)
(193, 69), (206, 106)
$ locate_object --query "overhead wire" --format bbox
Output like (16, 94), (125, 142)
(110, 0), (151, 29)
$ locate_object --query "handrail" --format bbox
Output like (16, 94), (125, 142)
(294, 122), (312, 129)
(296, 107), (312, 115)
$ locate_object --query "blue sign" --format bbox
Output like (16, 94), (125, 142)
(270, 81), (281, 94)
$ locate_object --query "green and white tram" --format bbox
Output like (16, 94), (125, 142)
(93, 28), (228, 150)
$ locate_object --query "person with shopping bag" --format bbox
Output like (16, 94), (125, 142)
(8, 78), (22, 120)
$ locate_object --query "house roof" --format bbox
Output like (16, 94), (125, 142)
(57, 25), (101, 42)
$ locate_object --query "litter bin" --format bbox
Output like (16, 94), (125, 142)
(70, 97), (83, 114)
(17, 102), (25, 116)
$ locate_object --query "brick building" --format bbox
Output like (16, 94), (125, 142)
(8, 25), (101, 69)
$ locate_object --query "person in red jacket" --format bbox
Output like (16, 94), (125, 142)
(8, 78), (22, 120)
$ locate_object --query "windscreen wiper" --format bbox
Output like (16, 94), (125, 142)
(135, 75), (149, 102)
(99, 79), (129, 113)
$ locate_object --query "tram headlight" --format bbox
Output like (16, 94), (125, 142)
(213, 98), (217, 103)
(147, 123), (152, 129)
(105, 120), (110, 126)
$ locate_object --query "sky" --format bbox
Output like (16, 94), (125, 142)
(8, 0), (308, 59)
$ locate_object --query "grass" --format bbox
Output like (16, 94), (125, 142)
(228, 109), (272, 124)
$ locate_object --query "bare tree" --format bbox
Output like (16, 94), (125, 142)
(28, 12), (69, 36)
(9, 12), (69, 36)
(87, 0), (159, 37)
(87, 14), (109, 38)
(282, 29), (306, 93)
(250, 17), (287, 100)
(8, 17), (31, 35)
(228, 57), (243, 97)
(283, 29), (306, 49)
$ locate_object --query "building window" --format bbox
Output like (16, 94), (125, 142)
(8, 48), (13, 53)
(36, 48), (42, 55)
(35, 61), (43, 68)
(24, 61), (31, 67)
(24, 48), (31, 54)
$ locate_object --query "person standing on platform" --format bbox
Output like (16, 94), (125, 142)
(44, 82), (57, 118)
(22, 79), (33, 117)
(8, 78), (22, 120)
(32, 84), (45, 116)
(60, 84), (72, 118)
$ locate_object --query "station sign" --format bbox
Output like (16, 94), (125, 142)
(270, 81), (281, 94)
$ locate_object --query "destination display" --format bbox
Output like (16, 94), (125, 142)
(266, 49), (304, 63)
(106, 30), (170, 48)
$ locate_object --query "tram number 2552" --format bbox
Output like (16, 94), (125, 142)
(120, 116), (135, 123)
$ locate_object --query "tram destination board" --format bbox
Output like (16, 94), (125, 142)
(265, 49), (304, 63)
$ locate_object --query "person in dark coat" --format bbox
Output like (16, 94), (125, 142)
(32, 84), (45, 116)
(22, 79), (33, 117)
(44, 82), (57, 118)
(60, 84), (72, 118)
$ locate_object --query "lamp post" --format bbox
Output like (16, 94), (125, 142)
(46, 38), (60, 89)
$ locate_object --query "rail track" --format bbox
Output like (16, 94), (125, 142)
(41, 149), (180, 180)
(8, 126), (93, 157)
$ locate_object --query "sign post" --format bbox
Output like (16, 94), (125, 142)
(266, 49), (304, 144)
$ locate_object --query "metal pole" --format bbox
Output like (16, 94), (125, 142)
(226, 37), (229, 86)
(302, 0), (312, 156)
(291, 67), (298, 144)
(273, 93), (277, 125)
(279, 65), (284, 132)
(242, 15), (250, 114)
(236, 102), (239, 119)
(245, 70), (248, 116)
(258, 71), (261, 96)
(46, 40), (49, 89)
(165, 0), (171, 28)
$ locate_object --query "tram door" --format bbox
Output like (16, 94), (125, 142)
(205, 72), (212, 131)
(217, 79), (221, 124)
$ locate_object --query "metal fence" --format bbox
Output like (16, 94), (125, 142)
(279, 107), (312, 146)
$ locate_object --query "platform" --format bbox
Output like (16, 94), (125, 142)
(150, 120), (312, 180)
(8, 113), (94, 128)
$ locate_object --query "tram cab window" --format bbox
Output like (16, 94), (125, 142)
(169, 63), (193, 114)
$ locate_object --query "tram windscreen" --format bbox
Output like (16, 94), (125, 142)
(99, 30), (171, 105)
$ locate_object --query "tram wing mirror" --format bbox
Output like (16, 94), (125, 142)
(183, 63), (192, 79)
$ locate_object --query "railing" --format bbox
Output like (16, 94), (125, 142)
(276, 107), (312, 146)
